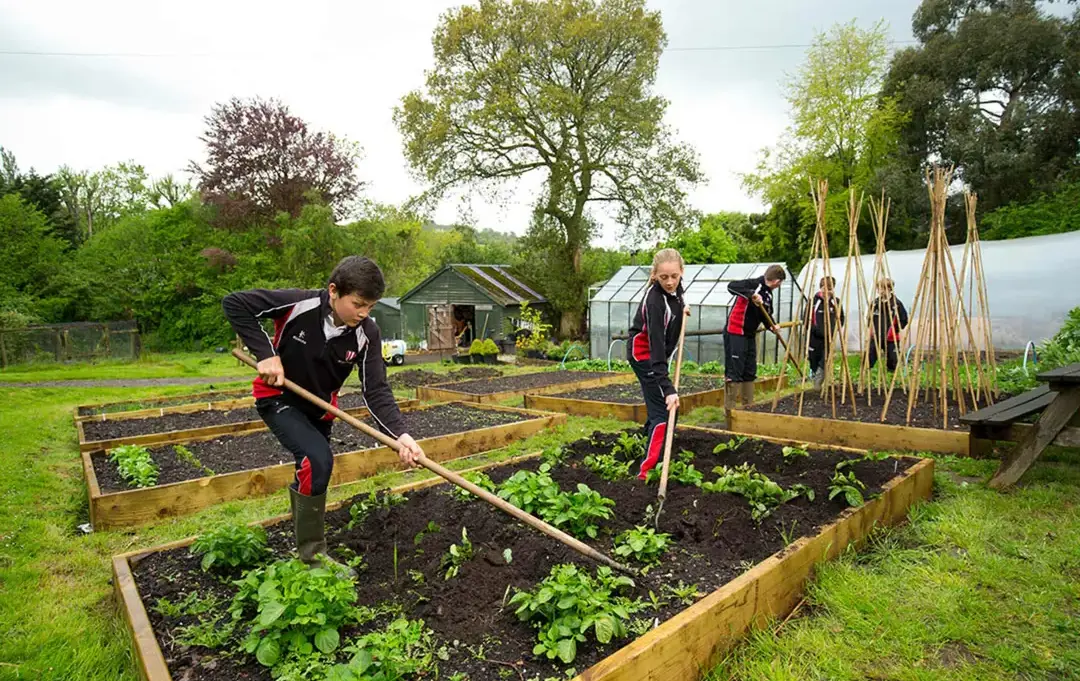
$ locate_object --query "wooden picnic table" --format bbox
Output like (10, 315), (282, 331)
(961, 363), (1080, 488)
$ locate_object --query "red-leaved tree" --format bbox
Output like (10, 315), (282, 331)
(189, 97), (362, 227)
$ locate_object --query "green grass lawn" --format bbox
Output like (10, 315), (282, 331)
(0, 356), (1077, 680)
(0, 351), (252, 383)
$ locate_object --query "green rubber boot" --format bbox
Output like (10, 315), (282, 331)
(741, 381), (755, 406)
(725, 382), (739, 410)
(289, 487), (353, 576)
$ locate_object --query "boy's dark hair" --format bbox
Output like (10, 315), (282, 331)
(765, 264), (786, 282)
(329, 256), (385, 300)
(820, 276), (836, 288)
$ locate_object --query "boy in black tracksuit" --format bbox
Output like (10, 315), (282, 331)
(724, 265), (786, 408)
(808, 276), (845, 390)
(868, 279), (909, 371)
(627, 251), (686, 480)
(223, 256), (423, 569)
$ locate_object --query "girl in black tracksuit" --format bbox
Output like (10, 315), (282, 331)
(626, 249), (686, 480)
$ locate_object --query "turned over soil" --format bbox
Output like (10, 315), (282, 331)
(76, 389), (251, 416)
(92, 404), (528, 493)
(81, 393), (372, 441)
(434, 370), (611, 395)
(389, 367), (502, 390)
(747, 390), (995, 429)
(132, 429), (915, 681)
(557, 375), (724, 403)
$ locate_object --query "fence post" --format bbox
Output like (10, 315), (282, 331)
(54, 330), (62, 361)
(102, 325), (111, 357)
(0, 331), (7, 368)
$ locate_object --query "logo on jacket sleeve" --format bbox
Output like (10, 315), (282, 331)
(292, 330), (307, 344)
(345, 350), (357, 362)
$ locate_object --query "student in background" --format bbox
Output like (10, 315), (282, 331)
(724, 265), (785, 409)
(868, 278), (909, 371)
(808, 276), (845, 391)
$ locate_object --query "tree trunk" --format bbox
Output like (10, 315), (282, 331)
(559, 307), (583, 339)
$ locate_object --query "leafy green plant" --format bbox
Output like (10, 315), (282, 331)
(503, 548), (513, 564)
(712, 436), (748, 454)
(190, 523), (271, 572)
(612, 526), (670, 565)
(451, 471), (497, 500)
(645, 459), (704, 487)
(698, 360), (725, 374)
(469, 339), (485, 355)
(702, 463), (803, 521)
(542, 484), (615, 539)
(781, 445), (809, 463)
(611, 431), (646, 460)
(413, 520), (441, 546)
(174, 444), (214, 476)
(230, 558), (357, 668)
(481, 338), (500, 356)
(441, 527), (475, 580)
(514, 301), (553, 352)
(497, 464), (561, 514)
(326, 617), (440, 681)
(109, 444), (159, 488)
(507, 564), (642, 664)
(829, 470), (866, 507)
(583, 453), (632, 481)
(347, 490), (407, 529)
(663, 581), (702, 605)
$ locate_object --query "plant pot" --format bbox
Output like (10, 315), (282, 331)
(452, 354), (474, 364)
(481, 353), (499, 364)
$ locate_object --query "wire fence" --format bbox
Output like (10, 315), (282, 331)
(0, 322), (141, 368)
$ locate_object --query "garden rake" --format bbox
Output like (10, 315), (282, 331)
(233, 349), (634, 574)
(754, 299), (805, 382)
(654, 310), (687, 529)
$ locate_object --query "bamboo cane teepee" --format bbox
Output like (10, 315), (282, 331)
(880, 166), (985, 427)
(860, 191), (905, 403)
(956, 190), (998, 402)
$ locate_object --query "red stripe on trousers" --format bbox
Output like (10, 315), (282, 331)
(728, 298), (747, 335)
(638, 422), (666, 480)
(297, 456), (313, 495)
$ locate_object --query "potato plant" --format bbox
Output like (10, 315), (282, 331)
(109, 444), (159, 488)
(190, 523), (270, 572)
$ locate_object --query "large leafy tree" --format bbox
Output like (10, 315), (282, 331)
(743, 21), (905, 266)
(395, 0), (702, 336)
(190, 97), (362, 227)
(883, 0), (1080, 230)
(0, 194), (67, 318)
(663, 212), (744, 264)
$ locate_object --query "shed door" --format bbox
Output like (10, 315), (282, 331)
(427, 305), (455, 351)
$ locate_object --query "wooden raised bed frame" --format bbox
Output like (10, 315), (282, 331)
(84, 402), (565, 530)
(113, 426), (934, 681)
(417, 371), (635, 404)
(74, 388), (252, 421)
(525, 376), (782, 421)
(74, 396), (414, 453)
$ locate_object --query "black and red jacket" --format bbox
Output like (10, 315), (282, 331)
(222, 288), (404, 436)
(868, 295), (909, 343)
(725, 276), (774, 337)
(809, 291), (845, 339)
(626, 282), (685, 396)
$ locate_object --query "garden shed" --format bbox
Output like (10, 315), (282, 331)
(588, 264), (802, 365)
(399, 264), (548, 351)
(371, 298), (402, 340)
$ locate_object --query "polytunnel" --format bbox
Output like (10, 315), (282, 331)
(588, 263), (802, 365)
(794, 230), (1080, 351)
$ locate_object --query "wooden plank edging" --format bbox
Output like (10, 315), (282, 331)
(88, 404), (564, 529)
(727, 407), (970, 455)
(418, 372), (635, 404)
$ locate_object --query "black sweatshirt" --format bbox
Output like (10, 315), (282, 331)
(868, 295), (909, 343)
(809, 291), (845, 339)
(222, 288), (404, 436)
(627, 282), (685, 396)
(726, 276), (774, 336)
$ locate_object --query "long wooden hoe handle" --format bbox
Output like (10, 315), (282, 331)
(232, 349), (634, 574)
(656, 314), (687, 506)
(754, 300), (805, 381)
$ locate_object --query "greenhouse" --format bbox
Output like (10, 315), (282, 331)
(588, 263), (802, 365)
(795, 230), (1080, 351)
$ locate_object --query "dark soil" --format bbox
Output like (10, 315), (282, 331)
(92, 403), (529, 492)
(81, 393), (372, 441)
(389, 367), (503, 390)
(132, 429), (917, 681)
(76, 389), (252, 416)
(557, 375), (724, 404)
(747, 390), (994, 429)
(437, 370), (611, 395)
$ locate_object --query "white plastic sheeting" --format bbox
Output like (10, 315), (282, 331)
(588, 263), (801, 364)
(795, 230), (1080, 351)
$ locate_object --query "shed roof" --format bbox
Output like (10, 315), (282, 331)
(401, 264), (547, 307)
(376, 297), (400, 311)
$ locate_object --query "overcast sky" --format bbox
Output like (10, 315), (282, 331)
(0, 0), (924, 246)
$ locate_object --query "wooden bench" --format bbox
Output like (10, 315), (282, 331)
(972, 363), (1080, 488)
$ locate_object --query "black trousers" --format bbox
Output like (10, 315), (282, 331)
(868, 341), (898, 372)
(808, 334), (828, 374)
(724, 332), (757, 382)
(629, 357), (674, 480)
(257, 397), (334, 496)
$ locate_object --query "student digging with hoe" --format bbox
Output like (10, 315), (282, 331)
(723, 265), (786, 409)
(223, 256), (424, 572)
